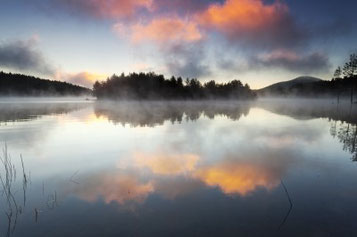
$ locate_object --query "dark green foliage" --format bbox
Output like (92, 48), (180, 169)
(0, 71), (91, 96)
(93, 72), (256, 100)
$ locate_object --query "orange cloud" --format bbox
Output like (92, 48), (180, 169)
(197, 0), (288, 36)
(133, 152), (199, 175)
(115, 17), (202, 43)
(195, 162), (279, 195)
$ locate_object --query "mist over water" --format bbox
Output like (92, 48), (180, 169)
(0, 98), (356, 236)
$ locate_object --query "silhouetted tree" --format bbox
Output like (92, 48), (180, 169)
(93, 72), (256, 100)
(334, 66), (342, 79)
(342, 53), (357, 77)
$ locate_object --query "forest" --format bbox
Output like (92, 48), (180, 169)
(0, 71), (91, 96)
(93, 72), (256, 100)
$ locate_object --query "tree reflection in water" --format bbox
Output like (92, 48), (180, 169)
(331, 121), (357, 161)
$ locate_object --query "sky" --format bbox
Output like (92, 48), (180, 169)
(0, 0), (356, 89)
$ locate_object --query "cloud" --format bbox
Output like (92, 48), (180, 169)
(151, 0), (215, 15)
(54, 0), (153, 19)
(0, 39), (54, 75)
(198, 0), (287, 31)
(196, 0), (305, 49)
(40, 0), (336, 76)
(133, 152), (199, 175)
(55, 71), (108, 87)
(0, 37), (106, 86)
(112, 15), (208, 78)
(111, 0), (304, 49)
(215, 49), (331, 74)
(253, 50), (331, 73)
(194, 162), (280, 195)
(164, 42), (212, 78)
(109, 0), (310, 76)
(115, 17), (202, 43)
(68, 171), (154, 204)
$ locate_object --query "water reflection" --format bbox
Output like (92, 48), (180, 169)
(67, 170), (154, 204)
(255, 99), (357, 160)
(66, 146), (294, 205)
(0, 102), (90, 123)
(257, 99), (357, 124)
(94, 101), (251, 126)
(194, 162), (279, 195)
(133, 152), (199, 175)
(93, 100), (357, 161)
(0, 146), (31, 237)
(0, 99), (357, 236)
(331, 121), (357, 161)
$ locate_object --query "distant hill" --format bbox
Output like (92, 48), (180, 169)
(256, 75), (357, 100)
(256, 76), (323, 96)
(0, 71), (91, 96)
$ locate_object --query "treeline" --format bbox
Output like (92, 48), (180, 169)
(93, 72), (256, 100)
(330, 53), (357, 102)
(0, 71), (91, 96)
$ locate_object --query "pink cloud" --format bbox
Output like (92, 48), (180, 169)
(114, 16), (203, 44)
(60, 0), (302, 49)
(110, 0), (302, 49)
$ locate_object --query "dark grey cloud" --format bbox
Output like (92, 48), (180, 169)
(47, 0), (153, 21)
(234, 15), (306, 51)
(215, 50), (331, 74)
(152, 0), (220, 16)
(0, 39), (54, 75)
(164, 42), (211, 78)
(252, 52), (331, 73)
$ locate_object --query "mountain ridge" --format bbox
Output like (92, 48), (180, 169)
(256, 76), (324, 96)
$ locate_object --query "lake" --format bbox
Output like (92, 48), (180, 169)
(0, 98), (356, 237)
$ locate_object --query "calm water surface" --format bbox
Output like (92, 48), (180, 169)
(0, 99), (356, 236)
